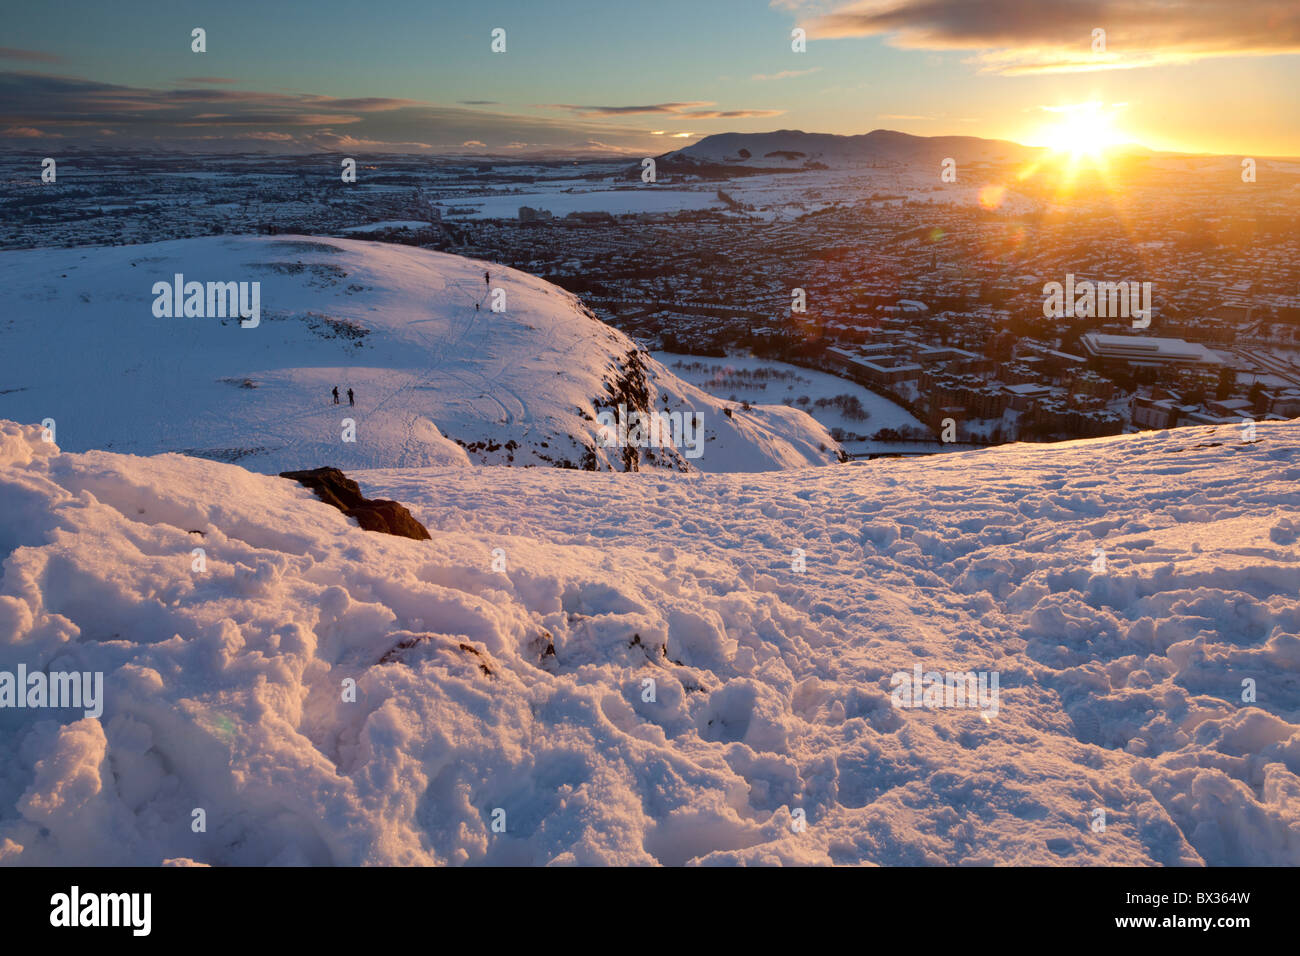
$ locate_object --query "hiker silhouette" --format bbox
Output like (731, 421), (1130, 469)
(332, 386), (339, 404)
(348, 388), (355, 406)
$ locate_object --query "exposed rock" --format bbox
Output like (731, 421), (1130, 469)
(279, 466), (431, 540)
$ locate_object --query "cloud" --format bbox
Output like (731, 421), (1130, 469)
(461, 140), (486, 147)
(542, 101), (714, 116)
(543, 102), (783, 120)
(2, 126), (54, 137)
(174, 113), (362, 127)
(1036, 100), (1128, 113)
(301, 131), (435, 150)
(458, 100), (500, 105)
(751, 67), (823, 80)
(298, 96), (426, 111)
(682, 108), (785, 118)
(802, 0), (1300, 74)
(768, 0), (841, 10)
(177, 77), (239, 85)
(0, 71), (692, 155)
(0, 48), (62, 63)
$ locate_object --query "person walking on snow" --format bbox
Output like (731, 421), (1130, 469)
(348, 387), (355, 406)
(332, 386), (339, 404)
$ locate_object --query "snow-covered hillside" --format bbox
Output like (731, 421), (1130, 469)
(2, 418), (1298, 865)
(0, 236), (839, 473)
(664, 129), (1039, 169)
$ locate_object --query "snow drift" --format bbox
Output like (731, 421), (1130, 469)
(0, 236), (839, 474)
(1, 418), (1299, 865)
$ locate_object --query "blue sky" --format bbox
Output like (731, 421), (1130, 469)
(2, 0), (1297, 155)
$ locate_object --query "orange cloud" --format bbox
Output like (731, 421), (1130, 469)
(803, 0), (1300, 74)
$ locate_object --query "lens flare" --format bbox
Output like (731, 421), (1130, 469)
(979, 185), (1006, 209)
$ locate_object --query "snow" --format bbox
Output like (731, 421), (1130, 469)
(421, 162), (1042, 225)
(0, 235), (838, 474)
(437, 189), (722, 219)
(692, 166), (1040, 219)
(341, 221), (435, 233)
(654, 352), (926, 453)
(1005, 383), (1053, 396)
(2, 417), (1299, 865)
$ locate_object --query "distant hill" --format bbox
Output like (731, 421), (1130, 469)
(661, 129), (1042, 171)
(0, 236), (840, 473)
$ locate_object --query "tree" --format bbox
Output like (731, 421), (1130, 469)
(1248, 379), (1267, 412)
(1215, 366), (1237, 401)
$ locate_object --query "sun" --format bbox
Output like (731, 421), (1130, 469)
(1036, 103), (1127, 159)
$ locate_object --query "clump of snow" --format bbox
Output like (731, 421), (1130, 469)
(1, 418), (1298, 865)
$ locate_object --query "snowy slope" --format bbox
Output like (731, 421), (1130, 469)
(0, 236), (839, 474)
(654, 352), (928, 451)
(2, 418), (1299, 865)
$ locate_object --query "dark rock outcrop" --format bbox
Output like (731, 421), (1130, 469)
(279, 467), (431, 540)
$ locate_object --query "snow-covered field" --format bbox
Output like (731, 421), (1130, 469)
(423, 164), (1042, 223)
(437, 188), (723, 219)
(0, 236), (838, 474)
(654, 352), (928, 449)
(2, 417), (1298, 865)
(341, 220), (435, 233)
(710, 166), (1041, 218)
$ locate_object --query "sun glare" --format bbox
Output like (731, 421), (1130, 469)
(1036, 103), (1127, 159)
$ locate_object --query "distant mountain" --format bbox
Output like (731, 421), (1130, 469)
(0, 236), (840, 473)
(662, 129), (1042, 170)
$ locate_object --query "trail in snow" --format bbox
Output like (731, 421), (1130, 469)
(0, 235), (839, 473)
(1, 419), (1298, 865)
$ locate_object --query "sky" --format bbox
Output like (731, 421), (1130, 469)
(1, 0), (1297, 156)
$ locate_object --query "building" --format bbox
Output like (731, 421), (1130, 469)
(1205, 398), (1256, 419)
(1131, 395), (1178, 429)
(1003, 383), (1053, 411)
(924, 373), (1009, 420)
(1017, 342), (1088, 378)
(1027, 397), (1123, 437)
(1079, 333), (1222, 369)
(1268, 389), (1300, 417)
(915, 345), (981, 371)
(825, 347), (923, 386)
(1066, 370), (1116, 400)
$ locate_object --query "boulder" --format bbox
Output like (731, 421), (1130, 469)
(279, 467), (431, 540)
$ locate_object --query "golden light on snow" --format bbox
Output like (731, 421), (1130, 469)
(978, 185), (1006, 209)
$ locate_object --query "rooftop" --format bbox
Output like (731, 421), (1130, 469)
(1080, 333), (1222, 367)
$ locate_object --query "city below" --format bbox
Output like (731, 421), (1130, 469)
(8, 147), (1295, 458)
